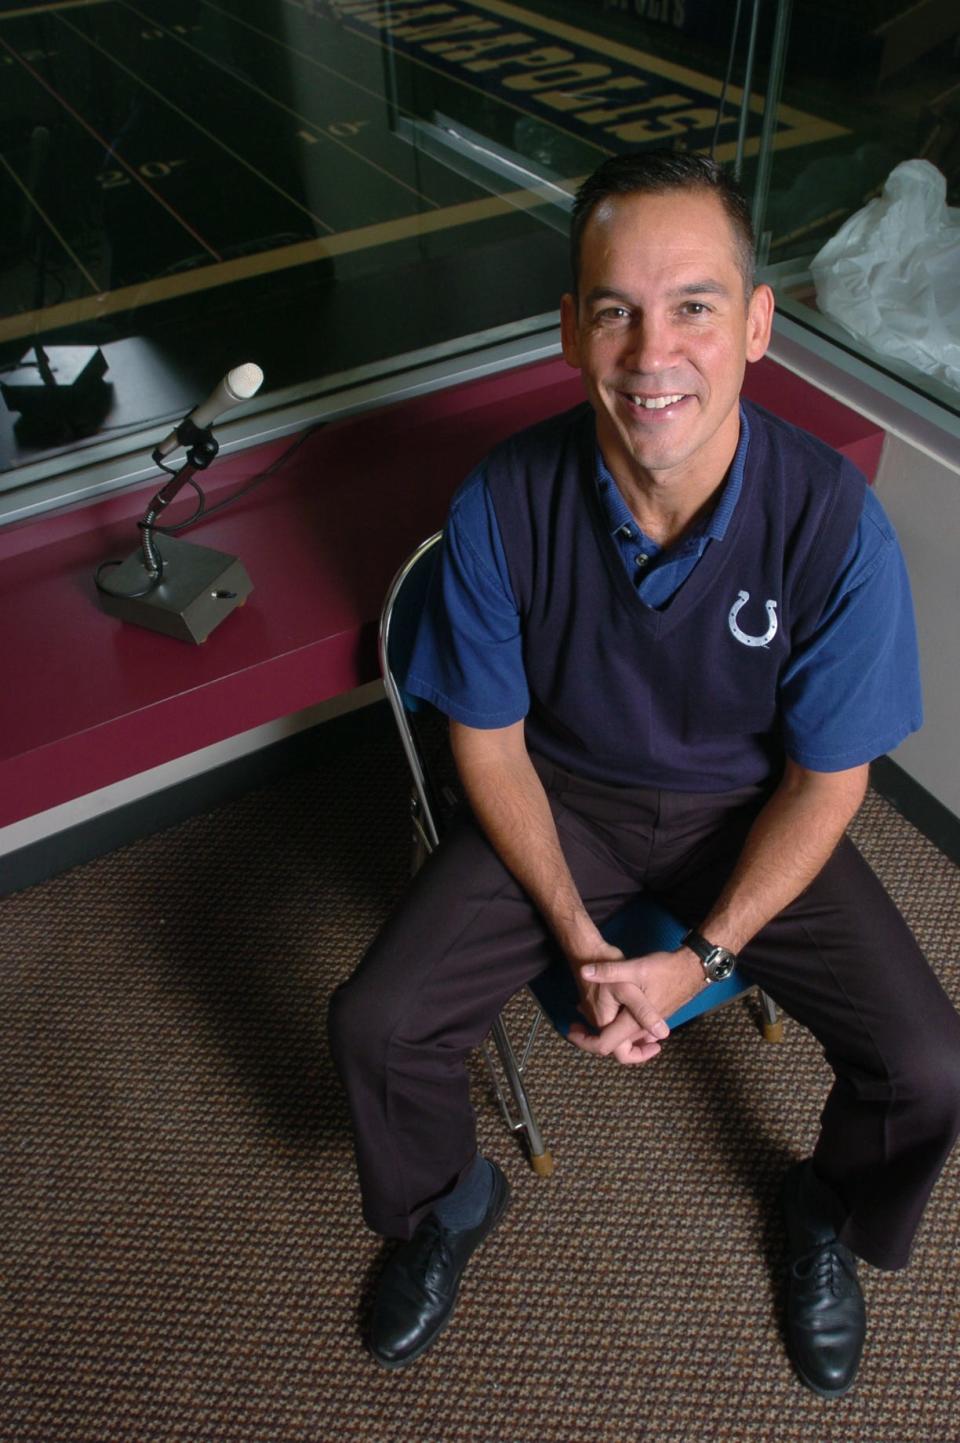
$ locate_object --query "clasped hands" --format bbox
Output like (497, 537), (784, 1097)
(567, 941), (706, 1066)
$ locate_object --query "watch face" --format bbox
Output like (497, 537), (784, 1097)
(684, 931), (736, 982)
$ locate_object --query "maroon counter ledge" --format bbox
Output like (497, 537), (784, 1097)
(0, 355), (883, 831)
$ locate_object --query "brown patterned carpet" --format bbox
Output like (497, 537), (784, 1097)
(2, 712), (959, 1443)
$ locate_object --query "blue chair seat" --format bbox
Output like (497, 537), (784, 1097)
(529, 891), (751, 1040)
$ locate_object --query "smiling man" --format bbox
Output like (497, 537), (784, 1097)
(329, 152), (960, 1396)
(563, 184), (769, 508)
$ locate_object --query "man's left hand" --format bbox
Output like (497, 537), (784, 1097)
(567, 948), (706, 1065)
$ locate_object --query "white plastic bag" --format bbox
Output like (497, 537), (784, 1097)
(811, 159), (960, 392)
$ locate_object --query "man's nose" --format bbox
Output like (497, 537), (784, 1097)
(622, 315), (674, 372)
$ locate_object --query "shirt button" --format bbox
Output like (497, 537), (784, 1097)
(634, 553), (649, 569)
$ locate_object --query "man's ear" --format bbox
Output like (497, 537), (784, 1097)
(746, 283), (775, 363)
(560, 292), (581, 369)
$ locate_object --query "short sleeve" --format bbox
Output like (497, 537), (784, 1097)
(780, 487), (923, 771)
(403, 467), (530, 727)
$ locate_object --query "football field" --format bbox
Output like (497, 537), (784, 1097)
(0, 0), (847, 344)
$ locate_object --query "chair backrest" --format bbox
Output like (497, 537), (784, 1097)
(379, 532), (444, 850)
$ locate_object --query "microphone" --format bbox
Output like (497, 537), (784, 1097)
(154, 362), (264, 458)
(95, 363), (264, 643)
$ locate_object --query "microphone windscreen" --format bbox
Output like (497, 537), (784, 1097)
(225, 363), (264, 402)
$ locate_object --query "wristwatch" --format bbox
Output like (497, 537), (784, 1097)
(682, 929), (737, 983)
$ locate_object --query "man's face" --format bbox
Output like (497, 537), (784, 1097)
(561, 188), (773, 492)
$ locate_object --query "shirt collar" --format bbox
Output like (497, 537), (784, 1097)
(594, 404), (751, 546)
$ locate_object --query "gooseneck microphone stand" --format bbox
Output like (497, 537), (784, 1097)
(95, 415), (253, 644)
(139, 417), (221, 578)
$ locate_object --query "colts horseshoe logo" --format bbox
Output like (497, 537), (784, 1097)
(728, 591), (778, 648)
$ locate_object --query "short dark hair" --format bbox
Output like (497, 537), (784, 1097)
(570, 150), (756, 296)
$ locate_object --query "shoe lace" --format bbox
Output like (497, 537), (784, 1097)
(791, 1241), (857, 1298)
(409, 1220), (451, 1285)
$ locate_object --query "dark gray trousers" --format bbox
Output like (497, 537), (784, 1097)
(329, 760), (960, 1269)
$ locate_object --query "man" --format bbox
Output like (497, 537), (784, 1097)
(330, 151), (960, 1396)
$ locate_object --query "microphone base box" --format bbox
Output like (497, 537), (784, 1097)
(1, 345), (108, 414)
(97, 536), (253, 644)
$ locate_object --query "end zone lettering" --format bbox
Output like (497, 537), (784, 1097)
(337, 0), (750, 148)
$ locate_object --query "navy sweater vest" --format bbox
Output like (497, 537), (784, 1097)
(485, 399), (866, 791)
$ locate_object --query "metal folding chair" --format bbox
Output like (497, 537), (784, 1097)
(379, 533), (783, 1176)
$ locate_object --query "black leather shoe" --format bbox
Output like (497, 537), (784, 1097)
(369, 1161), (510, 1369)
(782, 1160), (866, 1398)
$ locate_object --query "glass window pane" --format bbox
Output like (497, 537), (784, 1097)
(1, 0), (956, 504)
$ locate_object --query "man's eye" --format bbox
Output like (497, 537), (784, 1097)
(681, 302), (709, 316)
(594, 307), (630, 324)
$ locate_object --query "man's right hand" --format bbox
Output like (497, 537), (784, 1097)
(572, 939), (627, 1031)
(567, 936), (671, 1066)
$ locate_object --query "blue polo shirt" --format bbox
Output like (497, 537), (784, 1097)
(406, 411), (922, 774)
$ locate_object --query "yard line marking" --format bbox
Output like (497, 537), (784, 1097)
(199, 0), (401, 110)
(208, 0), (609, 166)
(0, 0), (105, 22)
(0, 182), (567, 343)
(55, 11), (338, 234)
(122, 0), (442, 210)
(0, 150), (100, 292)
(194, 0), (450, 207)
(0, 33), (222, 258)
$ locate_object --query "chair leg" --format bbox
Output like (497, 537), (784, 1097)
(758, 987), (783, 1042)
(483, 1016), (554, 1176)
(409, 792), (432, 876)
